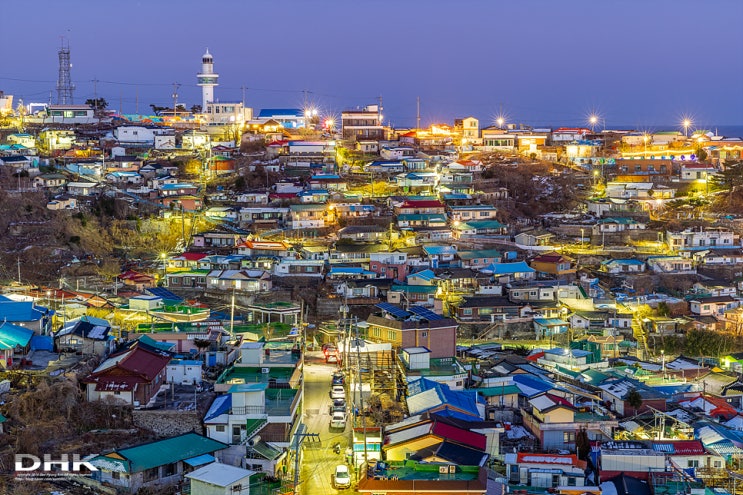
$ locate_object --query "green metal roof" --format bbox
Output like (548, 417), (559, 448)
(93, 433), (227, 473)
(477, 385), (520, 397)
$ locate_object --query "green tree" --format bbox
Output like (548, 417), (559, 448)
(712, 160), (743, 190)
(696, 147), (708, 162)
(85, 98), (108, 111)
(626, 388), (643, 416)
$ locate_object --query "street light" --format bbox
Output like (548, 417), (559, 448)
(682, 118), (692, 138)
(496, 117), (504, 129)
(589, 115), (598, 132)
(160, 253), (167, 285)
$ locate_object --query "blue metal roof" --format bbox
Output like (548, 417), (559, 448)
(257, 108), (303, 118)
(146, 287), (184, 302)
(486, 261), (535, 275)
(0, 300), (47, 322)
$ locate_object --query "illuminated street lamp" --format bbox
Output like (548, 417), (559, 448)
(589, 115), (598, 132)
(496, 117), (504, 129)
(160, 253), (167, 284)
(682, 118), (692, 138)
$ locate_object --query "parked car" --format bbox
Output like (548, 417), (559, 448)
(330, 411), (347, 429)
(334, 464), (351, 489)
(332, 373), (345, 386)
(331, 385), (345, 400)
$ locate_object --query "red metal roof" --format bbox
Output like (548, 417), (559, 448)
(178, 252), (208, 261)
(86, 344), (170, 383)
(431, 421), (486, 450)
(517, 452), (586, 469)
(659, 440), (706, 455)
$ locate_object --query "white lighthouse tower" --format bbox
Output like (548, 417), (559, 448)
(196, 49), (219, 111)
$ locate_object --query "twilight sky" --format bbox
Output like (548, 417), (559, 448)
(2, 0), (742, 129)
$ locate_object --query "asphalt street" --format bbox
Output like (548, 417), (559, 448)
(300, 351), (354, 495)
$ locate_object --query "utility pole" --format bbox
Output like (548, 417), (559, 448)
(416, 96), (420, 130)
(92, 77), (99, 110)
(291, 425), (319, 495)
(241, 85), (246, 107)
(354, 317), (368, 472)
(172, 82), (181, 117)
(230, 284), (236, 337)
(17, 257), (21, 284)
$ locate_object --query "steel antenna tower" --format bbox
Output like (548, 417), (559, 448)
(56, 38), (75, 104)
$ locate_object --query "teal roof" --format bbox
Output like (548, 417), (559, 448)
(397, 214), (447, 222)
(137, 335), (176, 352)
(407, 269), (437, 281)
(228, 382), (268, 393)
(92, 433), (227, 473)
(391, 284), (438, 294)
(0, 322), (34, 350)
(477, 385), (520, 397)
(463, 220), (506, 229)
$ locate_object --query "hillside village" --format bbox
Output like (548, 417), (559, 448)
(2, 84), (743, 495)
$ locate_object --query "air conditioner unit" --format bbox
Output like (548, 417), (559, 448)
(261, 367), (270, 374)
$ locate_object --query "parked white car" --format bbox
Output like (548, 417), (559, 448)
(334, 464), (351, 489)
(331, 385), (345, 400)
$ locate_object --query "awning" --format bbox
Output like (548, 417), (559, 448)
(184, 454), (215, 467)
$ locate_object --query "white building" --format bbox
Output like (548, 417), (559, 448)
(114, 126), (157, 145)
(186, 463), (254, 495)
(44, 104), (96, 124)
(666, 229), (737, 250)
(167, 359), (203, 385)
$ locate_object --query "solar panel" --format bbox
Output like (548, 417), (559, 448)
(375, 302), (410, 318)
(408, 305), (444, 321)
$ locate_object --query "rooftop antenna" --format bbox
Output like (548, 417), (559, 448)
(56, 36), (75, 105)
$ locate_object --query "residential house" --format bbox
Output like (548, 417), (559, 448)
(192, 232), (246, 249)
(598, 379), (667, 416)
(206, 270), (272, 292)
(529, 253), (576, 278)
(484, 261), (536, 283)
(680, 162), (717, 181)
(689, 296), (739, 317)
(0, 322), (34, 369)
(666, 228), (737, 251)
(515, 230), (554, 247)
(457, 249), (502, 270)
(454, 117), (480, 144)
(593, 217), (647, 234)
(505, 453), (587, 488)
(47, 196), (77, 210)
(456, 296), (524, 322)
(533, 318), (569, 339)
(289, 204), (327, 229)
(341, 104), (385, 140)
(614, 158), (673, 180)
(54, 316), (114, 357)
(90, 433), (228, 494)
(82, 341), (171, 406)
(367, 303), (458, 358)
(0, 296), (53, 334)
(273, 259), (324, 277)
(394, 199), (446, 216)
(33, 173), (67, 189)
(647, 256), (695, 274)
(507, 281), (583, 303)
(185, 463), (254, 495)
(369, 251), (409, 282)
(236, 241), (292, 259)
(521, 393), (617, 450)
(600, 259), (646, 274)
(338, 225), (387, 242)
(448, 205), (498, 222)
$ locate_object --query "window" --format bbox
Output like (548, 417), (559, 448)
(143, 467), (159, 482)
(112, 471), (120, 480)
(216, 425), (226, 432)
(688, 460), (700, 468)
(231, 484), (243, 492)
(162, 462), (177, 477)
(462, 308), (472, 315)
(714, 460), (723, 468)
(421, 331), (428, 338)
(563, 431), (576, 443)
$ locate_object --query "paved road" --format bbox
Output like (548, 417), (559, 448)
(300, 352), (354, 495)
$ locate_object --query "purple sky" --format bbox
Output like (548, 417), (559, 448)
(2, 0), (742, 129)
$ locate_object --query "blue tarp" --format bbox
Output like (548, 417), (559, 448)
(30, 335), (53, 351)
